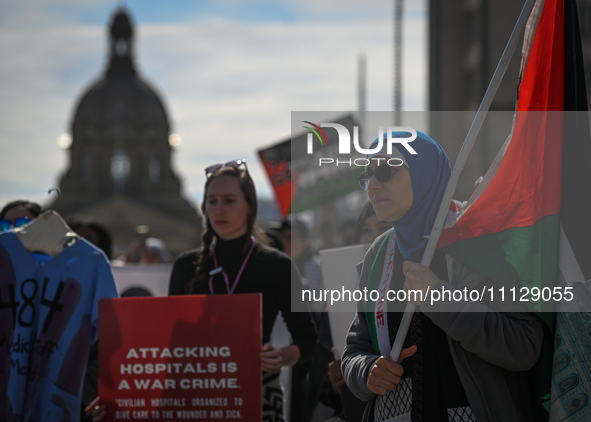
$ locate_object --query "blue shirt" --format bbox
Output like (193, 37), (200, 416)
(0, 232), (118, 421)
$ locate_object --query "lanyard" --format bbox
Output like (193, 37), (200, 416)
(208, 236), (256, 295)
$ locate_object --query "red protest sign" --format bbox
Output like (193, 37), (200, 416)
(258, 140), (293, 217)
(258, 113), (360, 215)
(98, 294), (261, 421)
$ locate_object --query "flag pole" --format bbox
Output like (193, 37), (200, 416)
(390, 0), (538, 361)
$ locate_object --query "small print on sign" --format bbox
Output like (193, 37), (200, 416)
(99, 294), (261, 421)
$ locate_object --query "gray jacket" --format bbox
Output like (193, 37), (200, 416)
(341, 230), (544, 422)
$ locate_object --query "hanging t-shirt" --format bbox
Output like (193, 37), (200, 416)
(0, 231), (118, 422)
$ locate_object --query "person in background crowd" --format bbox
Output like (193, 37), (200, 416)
(339, 219), (357, 246)
(280, 218), (324, 314)
(0, 199), (42, 231)
(67, 217), (113, 260)
(263, 224), (284, 252)
(139, 237), (168, 263)
(119, 236), (170, 264)
(279, 219), (292, 257)
(168, 159), (317, 421)
(342, 132), (543, 421)
(279, 218), (325, 422)
(353, 201), (393, 246)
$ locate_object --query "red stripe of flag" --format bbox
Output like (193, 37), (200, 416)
(438, 0), (564, 248)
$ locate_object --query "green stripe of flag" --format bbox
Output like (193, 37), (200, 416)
(441, 213), (559, 317)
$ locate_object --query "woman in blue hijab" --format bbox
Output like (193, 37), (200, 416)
(341, 131), (544, 422)
(366, 131), (451, 262)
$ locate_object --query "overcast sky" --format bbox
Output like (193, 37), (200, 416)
(0, 0), (427, 210)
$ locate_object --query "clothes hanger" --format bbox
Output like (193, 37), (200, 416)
(13, 189), (79, 257)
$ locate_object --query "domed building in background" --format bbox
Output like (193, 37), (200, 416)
(53, 8), (202, 256)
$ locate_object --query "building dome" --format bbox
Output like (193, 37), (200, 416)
(61, 7), (174, 196)
(72, 77), (169, 147)
(54, 7), (203, 255)
(72, 8), (169, 146)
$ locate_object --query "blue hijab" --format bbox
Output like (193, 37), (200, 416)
(368, 131), (451, 262)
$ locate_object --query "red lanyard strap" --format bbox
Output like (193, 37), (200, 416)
(208, 236), (256, 294)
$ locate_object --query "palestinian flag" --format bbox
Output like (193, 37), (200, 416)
(437, 0), (591, 418)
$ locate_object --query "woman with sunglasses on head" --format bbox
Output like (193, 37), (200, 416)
(168, 159), (317, 422)
(0, 200), (42, 232)
(341, 132), (544, 422)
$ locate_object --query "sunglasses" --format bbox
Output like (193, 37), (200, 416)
(0, 217), (31, 232)
(358, 165), (398, 191)
(205, 159), (248, 177)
